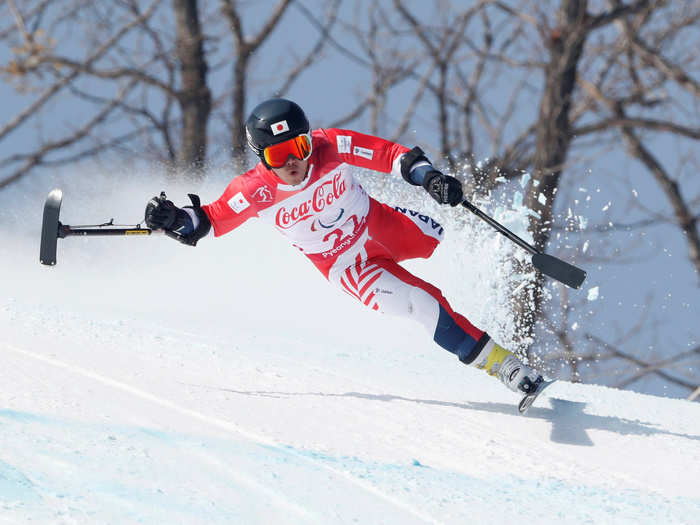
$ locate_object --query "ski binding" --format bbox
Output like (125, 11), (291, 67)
(518, 378), (555, 415)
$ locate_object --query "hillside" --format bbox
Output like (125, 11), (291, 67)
(1, 173), (699, 524)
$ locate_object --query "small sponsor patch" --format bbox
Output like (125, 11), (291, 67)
(228, 192), (250, 213)
(353, 146), (374, 160)
(271, 120), (289, 135)
(252, 186), (273, 203)
(337, 135), (352, 154)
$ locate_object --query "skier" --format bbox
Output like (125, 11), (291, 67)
(144, 98), (544, 397)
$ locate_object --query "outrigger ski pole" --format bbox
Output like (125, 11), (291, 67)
(39, 188), (187, 266)
(40, 188), (586, 288)
(460, 198), (587, 289)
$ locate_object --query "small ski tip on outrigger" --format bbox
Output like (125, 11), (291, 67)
(39, 188), (187, 266)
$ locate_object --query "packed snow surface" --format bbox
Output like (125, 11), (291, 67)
(1, 172), (699, 524)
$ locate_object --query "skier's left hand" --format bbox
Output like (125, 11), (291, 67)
(422, 170), (463, 206)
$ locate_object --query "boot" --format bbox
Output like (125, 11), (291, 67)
(474, 341), (543, 394)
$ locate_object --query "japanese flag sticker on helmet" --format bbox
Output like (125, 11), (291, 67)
(271, 120), (290, 135)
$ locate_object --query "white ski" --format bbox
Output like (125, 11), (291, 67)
(518, 379), (556, 415)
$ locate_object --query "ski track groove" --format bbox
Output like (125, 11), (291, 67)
(166, 326), (663, 497)
(254, 326), (673, 501)
(4, 342), (443, 525)
(186, 446), (319, 524)
(5, 320), (667, 503)
(222, 332), (659, 497)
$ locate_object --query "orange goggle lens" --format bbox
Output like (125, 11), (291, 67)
(263, 133), (312, 168)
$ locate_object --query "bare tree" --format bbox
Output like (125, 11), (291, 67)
(0, 0), (165, 187)
(329, 0), (699, 395)
(173, 0), (211, 173)
(574, 2), (700, 281)
(0, 0), (216, 180)
(218, 0), (341, 165)
(219, 0), (293, 162)
(0, 0), (341, 183)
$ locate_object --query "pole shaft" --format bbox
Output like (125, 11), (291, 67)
(461, 199), (538, 255)
(60, 225), (152, 238)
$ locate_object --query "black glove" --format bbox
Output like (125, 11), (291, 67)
(422, 171), (463, 206)
(145, 192), (212, 246)
(400, 146), (463, 206)
(145, 194), (183, 231)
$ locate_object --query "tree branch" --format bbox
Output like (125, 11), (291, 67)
(586, 334), (698, 392)
(586, 0), (653, 30)
(574, 117), (700, 140)
(0, 79), (138, 189)
(0, 0), (162, 142)
(276, 0), (341, 96)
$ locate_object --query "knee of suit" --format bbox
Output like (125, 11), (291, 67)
(406, 285), (442, 333)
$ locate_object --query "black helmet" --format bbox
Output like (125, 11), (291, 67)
(245, 98), (310, 161)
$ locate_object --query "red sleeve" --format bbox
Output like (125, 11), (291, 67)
(320, 128), (409, 176)
(202, 174), (259, 237)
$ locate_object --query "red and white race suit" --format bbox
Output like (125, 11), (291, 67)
(202, 128), (491, 363)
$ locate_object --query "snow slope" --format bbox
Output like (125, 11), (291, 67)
(1, 172), (699, 524)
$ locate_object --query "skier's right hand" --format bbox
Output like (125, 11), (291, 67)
(144, 193), (211, 245)
(144, 195), (180, 230)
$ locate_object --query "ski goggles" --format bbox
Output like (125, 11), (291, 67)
(263, 133), (312, 168)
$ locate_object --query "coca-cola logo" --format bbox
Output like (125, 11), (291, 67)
(275, 173), (347, 229)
